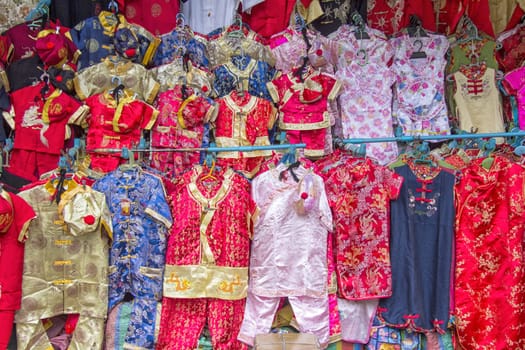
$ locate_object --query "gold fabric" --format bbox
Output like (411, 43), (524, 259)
(17, 314), (105, 350)
(208, 36), (276, 69)
(163, 265), (248, 300)
(16, 182), (112, 327)
(150, 60), (213, 94)
(489, 0), (520, 35)
(74, 58), (160, 104)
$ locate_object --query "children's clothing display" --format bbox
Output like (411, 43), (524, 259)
(4, 2), (525, 350)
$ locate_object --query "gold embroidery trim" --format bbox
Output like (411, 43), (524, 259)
(177, 94), (198, 129)
(187, 167), (234, 265)
(163, 264), (248, 300)
(42, 90), (62, 124)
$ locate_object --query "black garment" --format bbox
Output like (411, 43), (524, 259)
(311, 0), (367, 36)
(49, 0), (111, 28)
(6, 56), (44, 92)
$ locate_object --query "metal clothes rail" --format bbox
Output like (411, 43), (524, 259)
(90, 143), (308, 154)
(341, 132), (525, 144)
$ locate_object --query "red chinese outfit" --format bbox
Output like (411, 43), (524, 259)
(268, 68), (341, 157)
(214, 90), (276, 178)
(9, 82), (88, 181)
(0, 191), (35, 349)
(455, 156), (525, 349)
(85, 91), (158, 172)
(151, 86), (217, 176)
(157, 165), (257, 350)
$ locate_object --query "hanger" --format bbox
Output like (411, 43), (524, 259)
(351, 11), (370, 40)
(200, 159), (218, 182)
(407, 15), (429, 38)
(108, 0), (119, 13)
(294, 12), (306, 32)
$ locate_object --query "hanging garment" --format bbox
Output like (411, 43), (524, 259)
(489, 0), (523, 35)
(74, 57), (160, 103)
(16, 183), (112, 350)
(152, 26), (209, 69)
(181, 0), (264, 35)
(317, 154), (403, 300)
(8, 82), (88, 181)
(238, 163), (332, 348)
(311, 0), (367, 36)
(453, 65), (505, 136)
(504, 66), (525, 129)
(268, 66), (341, 157)
(497, 26), (525, 72)
(270, 27), (339, 74)
(316, 153), (403, 343)
(0, 191), (35, 349)
(151, 86), (217, 176)
(207, 32), (275, 69)
(150, 60), (213, 94)
(331, 25), (399, 164)
(241, 0), (297, 39)
(157, 166), (256, 350)
(212, 54), (277, 101)
(69, 11), (128, 70)
(1, 19), (51, 63)
(454, 156), (525, 350)
(446, 34), (498, 124)
(112, 22), (161, 67)
(93, 168), (172, 350)
(35, 29), (80, 68)
(367, 0), (406, 36)
(122, 0), (180, 36)
(436, 0), (494, 36)
(48, 0), (111, 28)
(377, 163), (455, 333)
(85, 90), (158, 172)
(214, 90), (276, 178)
(6, 55), (45, 92)
(391, 32), (450, 137)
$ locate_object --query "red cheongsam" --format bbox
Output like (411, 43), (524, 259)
(85, 91), (158, 172)
(455, 156), (525, 349)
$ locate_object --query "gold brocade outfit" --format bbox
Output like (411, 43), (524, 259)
(16, 181), (112, 350)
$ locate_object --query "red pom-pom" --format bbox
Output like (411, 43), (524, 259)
(46, 41), (55, 49)
(55, 75), (63, 82)
(124, 48), (136, 57)
(83, 215), (96, 225)
(301, 192), (308, 199)
(316, 49), (323, 56)
(201, 85), (209, 92)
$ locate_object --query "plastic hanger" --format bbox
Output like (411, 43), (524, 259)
(351, 11), (370, 40)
